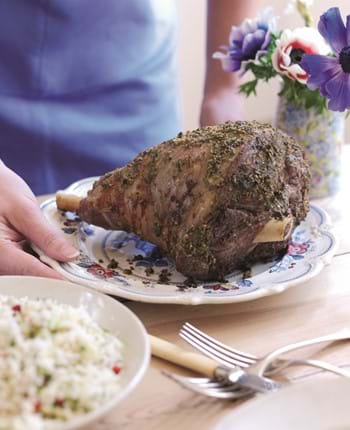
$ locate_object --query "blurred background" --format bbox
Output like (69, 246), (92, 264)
(176, 0), (350, 136)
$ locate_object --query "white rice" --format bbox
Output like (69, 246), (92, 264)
(0, 295), (124, 430)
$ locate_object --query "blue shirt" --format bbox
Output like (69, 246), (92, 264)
(0, 0), (180, 194)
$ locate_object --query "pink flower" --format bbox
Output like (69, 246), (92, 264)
(288, 242), (308, 255)
(87, 264), (116, 279)
(272, 27), (330, 84)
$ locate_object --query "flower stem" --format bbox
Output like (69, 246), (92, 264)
(296, 1), (313, 27)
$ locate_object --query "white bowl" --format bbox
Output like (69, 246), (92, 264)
(0, 276), (150, 430)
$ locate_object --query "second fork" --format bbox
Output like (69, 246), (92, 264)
(180, 322), (350, 375)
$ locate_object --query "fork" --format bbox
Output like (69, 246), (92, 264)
(180, 322), (350, 376)
(150, 334), (350, 400)
(169, 324), (350, 399)
(150, 334), (282, 394)
(166, 357), (350, 399)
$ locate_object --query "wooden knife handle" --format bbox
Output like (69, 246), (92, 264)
(149, 334), (217, 378)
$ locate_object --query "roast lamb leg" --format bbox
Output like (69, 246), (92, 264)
(56, 192), (292, 243)
(56, 121), (309, 280)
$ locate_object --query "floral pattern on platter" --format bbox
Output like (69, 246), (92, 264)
(86, 264), (117, 279)
(76, 254), (131, 287)
(57, 209), (265, 294)
(61, 211), (80, 234)
(35, 178), (337, 304)
(51, 201), (335, 302)
(200, 279), (254, 294)
(275, 97), (344, 199)
(269, 238), (313, 273)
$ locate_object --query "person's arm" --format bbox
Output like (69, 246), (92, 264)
(0, 161), (79, 277)
(200, 0), (262, 126)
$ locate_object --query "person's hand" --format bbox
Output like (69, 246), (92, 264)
(0, 161), (79, 278)
(200, 89), (244, 127)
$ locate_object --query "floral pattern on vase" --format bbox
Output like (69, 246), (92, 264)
(275, 97), (345, 199)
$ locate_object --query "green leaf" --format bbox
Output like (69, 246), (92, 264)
(238, 34), (278, 97)
(239, 79), (258, 97)
(278, 77), (328, 114)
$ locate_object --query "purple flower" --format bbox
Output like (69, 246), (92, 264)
(213, 8), (276, 72)
(300, 7), (350, 112)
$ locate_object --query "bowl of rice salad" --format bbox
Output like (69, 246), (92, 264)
(0, 276), (150, 430)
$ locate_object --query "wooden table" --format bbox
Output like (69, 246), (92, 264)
(38, 149), (350, 430)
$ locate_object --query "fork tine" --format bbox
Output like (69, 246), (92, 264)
(180, 327), (254, 368)
(166, 373), (252, 399)
(183, 323), (256, 363)
(167, 374), (241, 391)
(170, 375), (226, 389)
(179, 330), (246, 368)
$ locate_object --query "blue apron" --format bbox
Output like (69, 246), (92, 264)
(0, 0), (180, 194)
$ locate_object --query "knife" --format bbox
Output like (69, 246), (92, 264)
(150, 335), (282, 393)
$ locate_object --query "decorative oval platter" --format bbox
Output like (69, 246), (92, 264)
(34, 177), (338, 305)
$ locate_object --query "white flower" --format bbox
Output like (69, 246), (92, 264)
(272, 27), (330, 84)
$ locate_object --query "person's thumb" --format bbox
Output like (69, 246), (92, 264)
(11, 199), (79, 262)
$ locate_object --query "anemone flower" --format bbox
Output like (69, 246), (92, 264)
(272, 27), (329, 84)
(300, 7), (350, 112)
(213, 8), (276, 72)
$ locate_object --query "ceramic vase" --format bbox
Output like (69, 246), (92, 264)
(275, 97), (345, 199)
